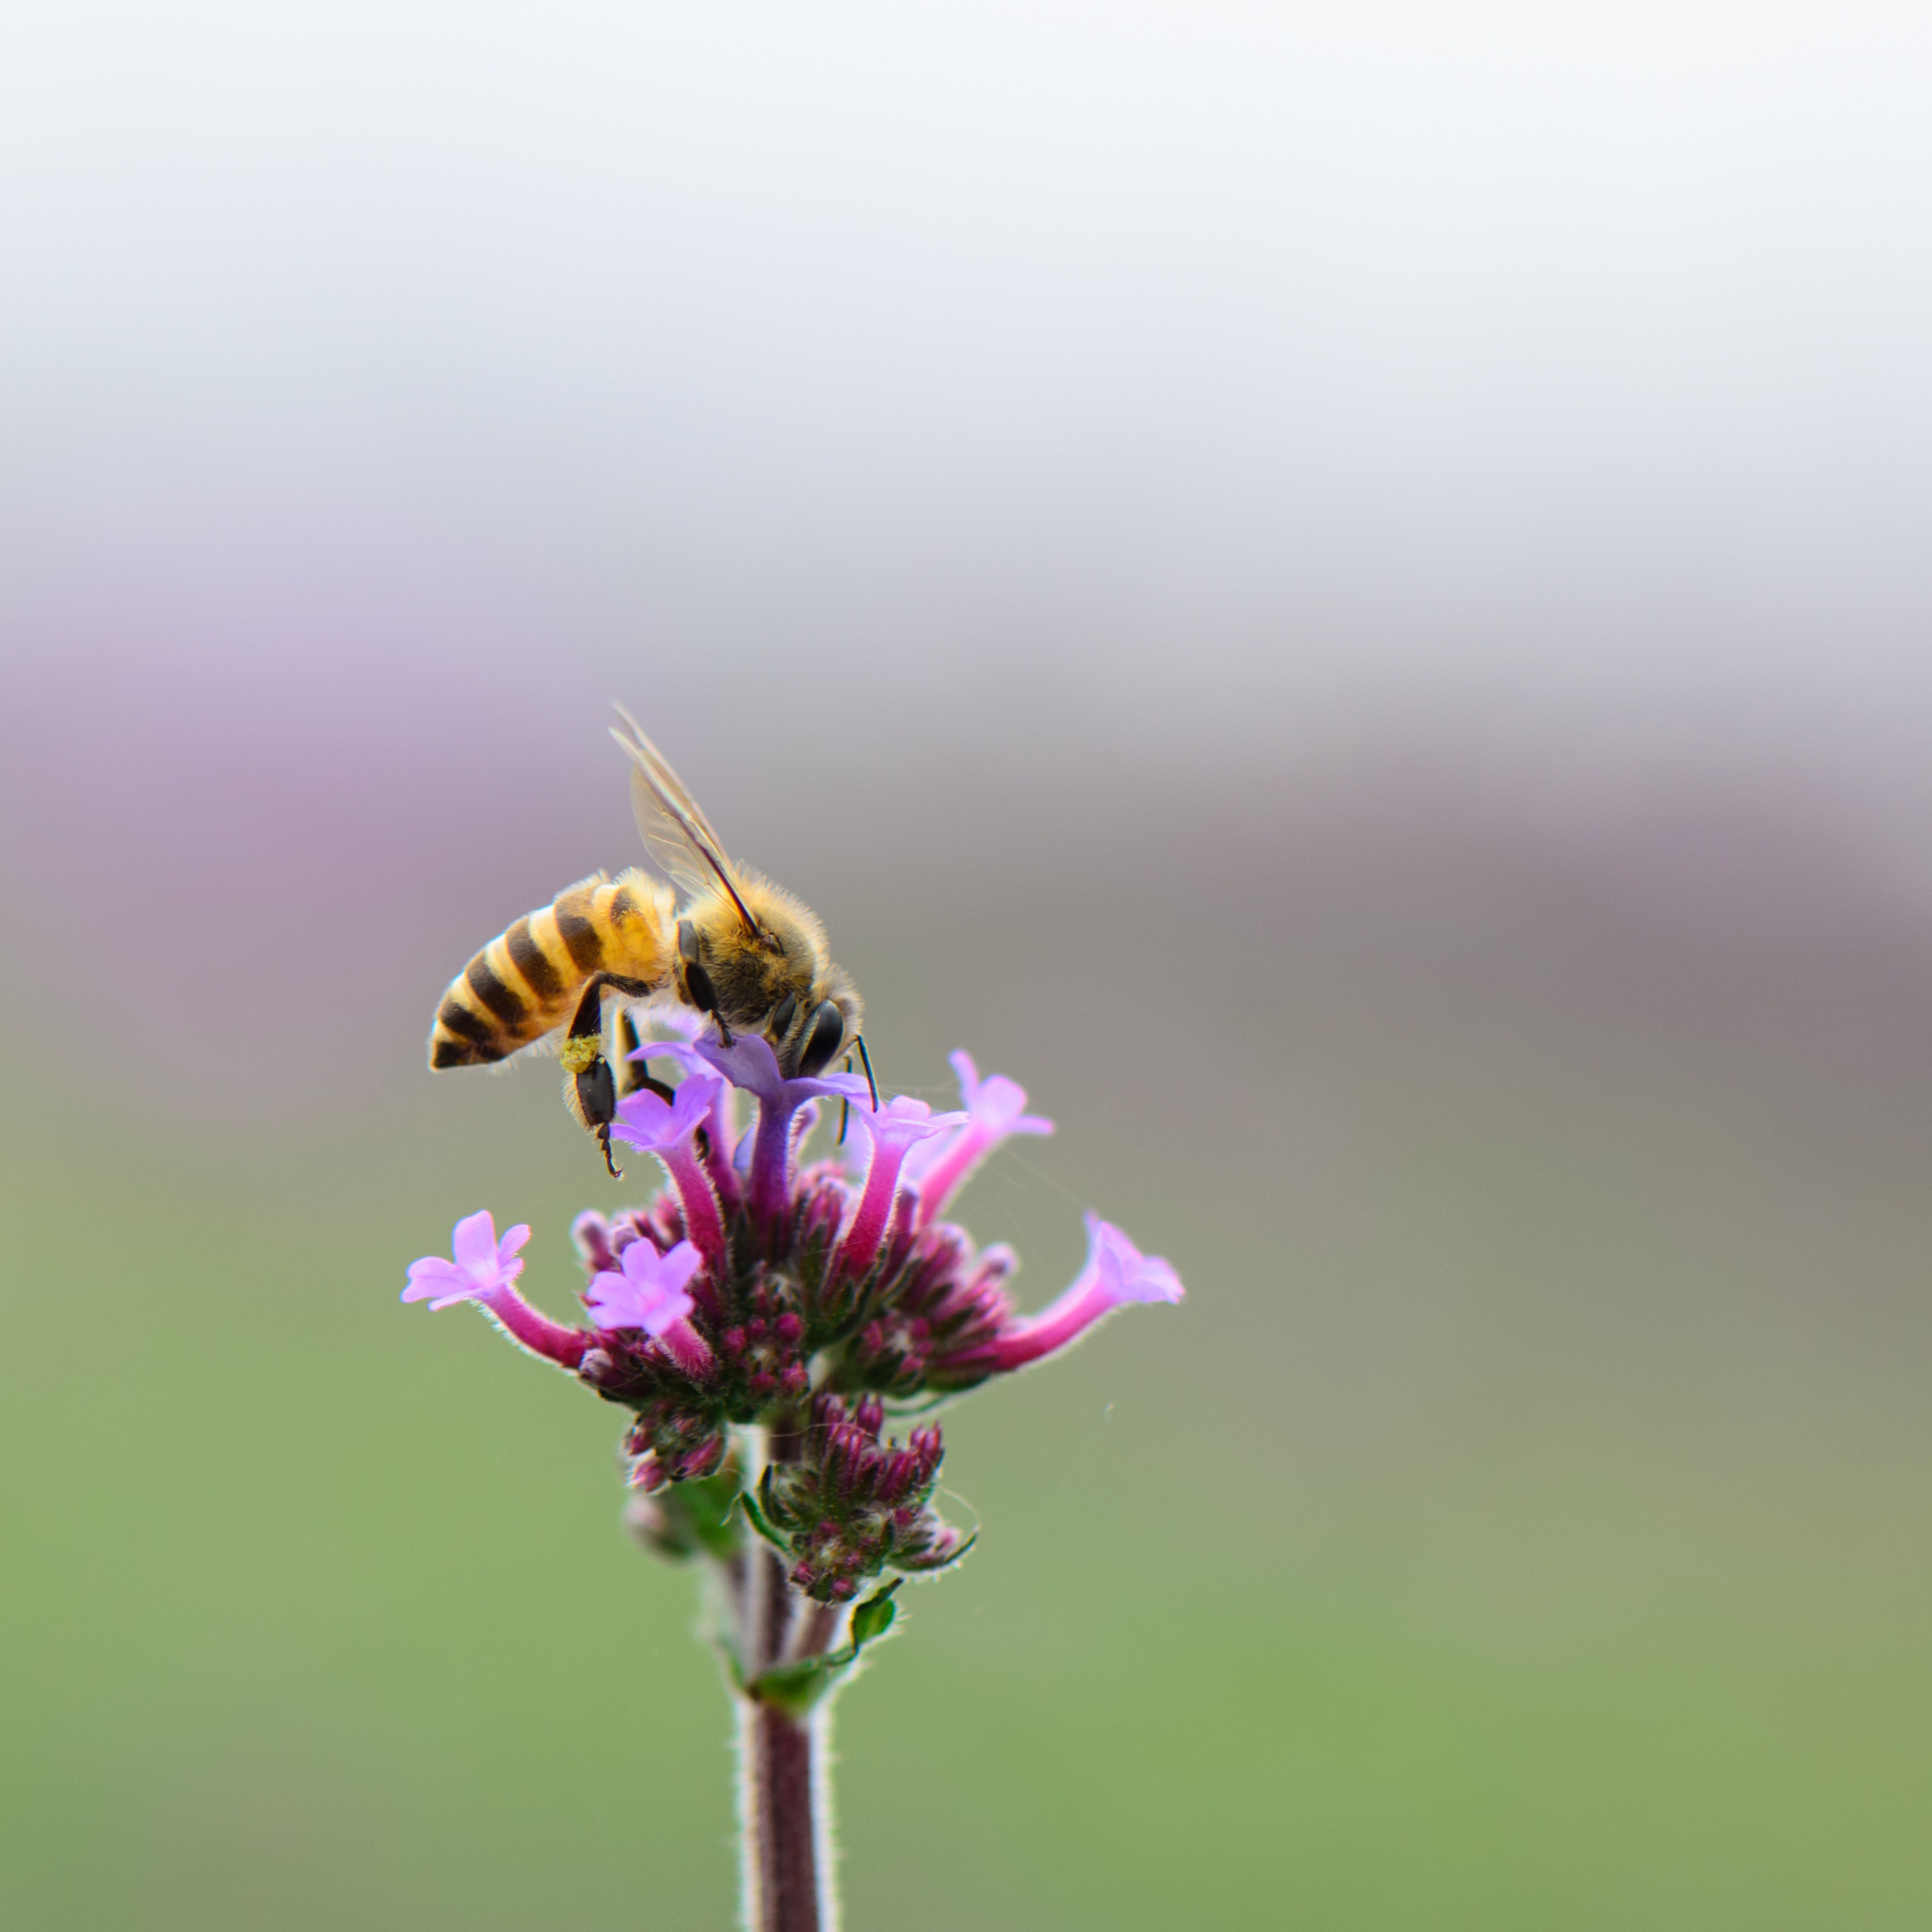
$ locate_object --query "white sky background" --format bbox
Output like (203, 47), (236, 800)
(2, 0), (1930, 805)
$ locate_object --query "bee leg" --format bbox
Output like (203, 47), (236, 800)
(561, 976), (622, 1177)
(616, 1008), (678, 1106)
(614, 1006), (641, 1080)
(676, 918), (734, 1045)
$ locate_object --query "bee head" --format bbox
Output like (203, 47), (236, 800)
(678, 880), (862, 1077)
(772, 964), (863, 1079)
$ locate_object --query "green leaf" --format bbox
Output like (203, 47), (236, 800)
(848, 1579), (901, 1652)
(738, 1483), (789, 1553)
(745, 1656), (833, 1719)
(742, 1580), (906, 1714)
(679, 1474), (744, 1560)
(897, 1530), (977, 1575)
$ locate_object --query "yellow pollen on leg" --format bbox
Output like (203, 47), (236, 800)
(560, 1035), (604, 1075)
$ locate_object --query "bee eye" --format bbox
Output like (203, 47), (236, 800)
(796, 1000), (845, 1078)
(769, 991), (798, 1039)
(685, 961), (718, 1014)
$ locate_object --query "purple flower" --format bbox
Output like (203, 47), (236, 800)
(694, 1031), (867, 1111)
(694, 1033), (867, 1228)
(402, 1211), (588, 1368)
(611, 1072), (730, 1275)
(624, 1035), (751, 1210)
(612, 1070), (715, 1151)
(835, 1096), (968, 1283)
(909, 1052), (1054, 1226)
(402, 1043), (1185, 1614)
(625, 1003), (706, 1043)
(403, 1209), (529, 1308)
(932, 1213), (1182, 1379)
(587, 1238), (714, 1379)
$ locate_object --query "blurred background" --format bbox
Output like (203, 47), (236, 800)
(4, 2), (1932, 1925)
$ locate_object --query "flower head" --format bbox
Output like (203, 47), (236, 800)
(607, 1071), (730, 1276)
(850, 1094), (968, 1152)
(403, 1209), (529, 1310)
(624, 1039), (747, 1214)
(695, 1031), (867, 1111)
(1087, 1216), (1185, 1307)
(401, 1048), (1181, 1592)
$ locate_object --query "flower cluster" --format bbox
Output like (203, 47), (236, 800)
(403, 1026), (1183, 1599)
(757, 1393), (966, 1602)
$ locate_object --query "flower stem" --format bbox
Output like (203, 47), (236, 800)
(738, 1684), (836, 1932)
(735, 1423), (840, 1932)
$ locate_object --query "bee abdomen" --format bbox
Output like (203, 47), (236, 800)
(427, 924), (560, 1068)
(556, 871), (672, 985)
(427, 871), (673, 1071)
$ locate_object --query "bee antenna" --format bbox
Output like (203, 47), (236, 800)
(855, 1034), (879, 1110)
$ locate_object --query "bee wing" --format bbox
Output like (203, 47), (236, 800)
(610, 706), (762, 935)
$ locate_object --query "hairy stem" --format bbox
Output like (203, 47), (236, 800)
(736, 1423), (840, 1932)
(738, 1679), (837, 1932)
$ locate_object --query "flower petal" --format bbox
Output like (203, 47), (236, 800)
(586, 1268), (648, 1331)
(612, 1073), (720, 1152)
(1088, 1215), (1185, 1304)
(401, 1256), (467, 1304)
(450, 1210), (499, 1277)
(696, 1032), (867, 1106)
(591, 1238), (706, 1335)
(654, 1239), (704, 1303)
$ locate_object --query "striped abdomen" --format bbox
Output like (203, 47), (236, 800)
(428, 869), (675, 1069)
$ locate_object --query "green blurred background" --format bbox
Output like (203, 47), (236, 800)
(5, 5), (1932, 1927)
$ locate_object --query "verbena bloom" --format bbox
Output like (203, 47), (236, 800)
(929, 1213), (1184, 1383)
(402, 1210), (588, 1368)
(611, 1072), (730, 1274)
(909, 1050), (1054, 1226)
(586, 1237), (714, 1378)
(625, 1032), (745, 1211)
(835, 1095), (967, 1284)
(403, 1049), (1181, 1561)
(692, 1032), (867, 1226)
(628, 1003), (707, 1044)
(403, 1208), (528, 1308)
(611, 1069), (715, 1153)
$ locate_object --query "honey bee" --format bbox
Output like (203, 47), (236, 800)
(428, 708), (869, 1173)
